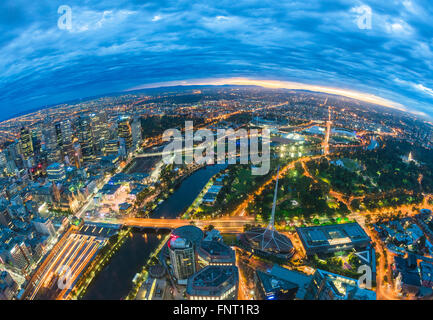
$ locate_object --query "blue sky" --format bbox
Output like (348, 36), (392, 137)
(1, 0), (433, 120)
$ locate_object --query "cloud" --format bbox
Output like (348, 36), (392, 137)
(0, 0), (432, 120)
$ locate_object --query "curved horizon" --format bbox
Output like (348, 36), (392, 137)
(1, 0), (433, 120)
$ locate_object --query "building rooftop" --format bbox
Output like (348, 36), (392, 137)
(270, 265), (313, 299)
(243, 227), (294, 257)
(256, 269), (299, 300)
(186, 265), (238, 298)
(296, 222), (370, 253)
(171, 225), (203, 247)
(198, 240), (235, 264)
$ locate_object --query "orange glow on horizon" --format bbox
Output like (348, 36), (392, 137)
(126, 77), (426, 117)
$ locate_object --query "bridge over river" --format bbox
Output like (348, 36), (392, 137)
(87, 216), (256, 233)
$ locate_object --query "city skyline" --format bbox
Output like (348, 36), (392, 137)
(2, 0), (433, 305)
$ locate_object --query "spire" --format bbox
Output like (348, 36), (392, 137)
(267, 165), (280, 231)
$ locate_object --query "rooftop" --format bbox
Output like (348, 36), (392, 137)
(296, 222), (370, 252)
(186, 265), (238, 298)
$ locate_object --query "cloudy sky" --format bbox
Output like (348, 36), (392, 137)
(1, 0), (433, 120)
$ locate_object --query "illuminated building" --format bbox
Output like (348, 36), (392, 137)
(197, 240), (235, 266)
(31, 129), (42, 157)
(32, 217), (56, 237)
(104, 139), (119, 156)
(117, 116), (133, 153)
(0, 271), (18, 300)
(43, 123), (62, 164)
(255, 269), (299, 300)
(54, 122), (63, 155)
(186, 265), (239, 300)
(168, 235), (196, 284)
(60, 120), (74, 162)
(171, 225), (204, 248)
(5, 241), (33, 270)
(131, 116), (142, 150)
(19, 127), (33, 160)
(46, 162), (66, 182)
(306, 269), (376, 300)
(77, 115), (95, 163)
(296, 222), (371, 256)
(90, 113), (107, 156)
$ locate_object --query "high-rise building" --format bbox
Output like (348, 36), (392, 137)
(168, 235), (196, 284)
(89, 113), (105, 156)
(43, 123), (62, 164)
(46, 162), (66, 182)
(104, 139), (119, 156)
(31, 128), (42, 157)
(77, 115), (95, 163)
(131, 116), (142, 150)
(0, 271), (18, 300)
(19, 127), (33, 160)
(32, 217), (56, 237)
(0, 151), (7, 174)
(117, 116), (133, 153)
(54, 122), (63, 154)
(5, 241), (32, 270)
(60, 120), (74, 162)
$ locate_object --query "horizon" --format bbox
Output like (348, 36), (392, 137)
(1, 80), (430, 124)
(1, 0), (433, 120)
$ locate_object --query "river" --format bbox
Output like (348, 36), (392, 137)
(152, 164), (226, 219)
(81, 164), (225, 299)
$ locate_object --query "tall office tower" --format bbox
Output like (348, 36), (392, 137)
(131, 116), (142, 150)
(0, 204), (11, 227)
(117, 116), (133, 153)
(99, 112), (110, 154)
(60, 119), (74, 162)
(7, 142), (22, 170)
(32, 217), (56, 237)
(77, 115), (95, 163)
(5, 159), (17, 176)
(168, 236), (196, 284)
(104, 139), (119, 156)
(43, 124), (62, 164)
(0, 151), (7, 174)
(6, 241), (32, 270)
(54, 122), (64, 155)
(19, 127), (34, 160)
(31, 127), (42, 157)
(0, 271), (18, 300)
(89, 113), (106, 156)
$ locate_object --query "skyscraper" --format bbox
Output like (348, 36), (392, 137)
(43, 122), (62, 164)
(131, 116), (142, 150)
(117, 116), (133, 153)
(168, 235), (196, 284)
(60, 119), (74, 163)
(77, 115), (95, 163)
(89, 113), (105, 156)
(19, 127), (33, 160)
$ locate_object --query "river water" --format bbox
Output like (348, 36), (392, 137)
(81, 164), (225, 299)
